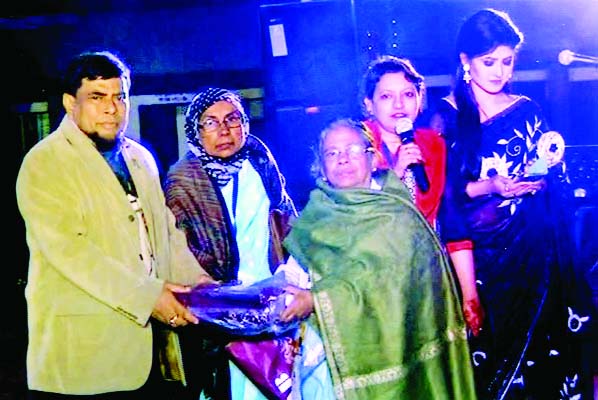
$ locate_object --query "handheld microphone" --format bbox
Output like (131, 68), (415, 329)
(395, 117), (430, 193)
(558, 49), (598, 66)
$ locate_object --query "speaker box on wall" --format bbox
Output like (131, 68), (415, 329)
(259, 0), (359, 107)
(259, 1), (361, 210)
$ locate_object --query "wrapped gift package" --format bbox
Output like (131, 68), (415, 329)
(176, 273), (299, 336)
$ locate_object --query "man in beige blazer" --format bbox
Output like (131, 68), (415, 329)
(16, 50), (212, 399)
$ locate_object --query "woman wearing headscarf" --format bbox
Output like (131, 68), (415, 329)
(163, 87), (297, 399)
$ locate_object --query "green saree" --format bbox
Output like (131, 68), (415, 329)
(284, 172), (476, 400)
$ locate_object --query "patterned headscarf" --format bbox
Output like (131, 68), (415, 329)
(185, 87), (250, 186)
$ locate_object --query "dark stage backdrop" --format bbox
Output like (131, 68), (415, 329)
(139, 104), (181, 178)
(259, 0), (361, 209)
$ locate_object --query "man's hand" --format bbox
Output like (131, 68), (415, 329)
(196, 273), (217, 286)
(151, 282), (199, 327)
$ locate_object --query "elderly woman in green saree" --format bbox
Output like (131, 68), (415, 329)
(281, 118), (477, 399)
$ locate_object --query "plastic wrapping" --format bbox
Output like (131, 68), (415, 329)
(176, 273), (299, 337)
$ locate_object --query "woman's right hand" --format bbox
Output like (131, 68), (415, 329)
(393, 143), (424, 179)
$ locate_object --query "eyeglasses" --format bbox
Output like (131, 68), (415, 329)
(199, 113), (243, 133)
(323, 144), (374, 162)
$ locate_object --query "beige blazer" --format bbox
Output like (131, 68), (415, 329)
(16, 116), (205, 394)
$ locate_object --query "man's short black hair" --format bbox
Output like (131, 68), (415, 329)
(62, 50), (131, 96)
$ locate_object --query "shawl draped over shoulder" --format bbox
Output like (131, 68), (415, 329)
(164, 134), (296, 282)
(284, 172), (476, 400)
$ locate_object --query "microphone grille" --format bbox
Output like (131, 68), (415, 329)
(395, 117), (413, 134)
(558, 50), (574, 66)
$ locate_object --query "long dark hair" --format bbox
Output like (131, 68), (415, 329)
(453, 9), (524, 178)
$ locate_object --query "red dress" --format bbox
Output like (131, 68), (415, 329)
(363, 119), (472, 253)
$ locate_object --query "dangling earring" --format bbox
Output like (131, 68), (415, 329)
(462, 63), (472, 84)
